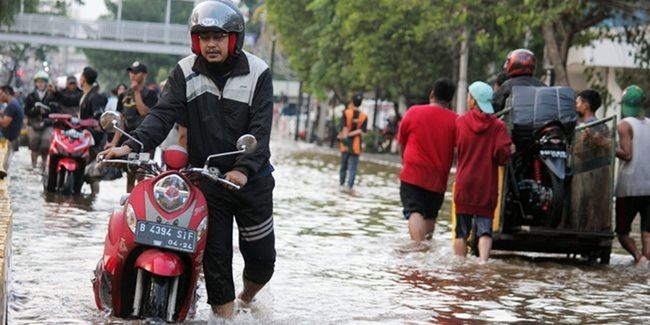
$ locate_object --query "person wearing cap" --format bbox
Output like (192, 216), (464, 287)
(453, 81), (512, 263)
(24, 70), (59, 170)
(397, 78), (457, 243)
(337, 93), (367, 195)
(614, 85), (650, 266)
(105, 61), (158, 193)
(51, 75), (83, 116)
(99, 1), (275, 318)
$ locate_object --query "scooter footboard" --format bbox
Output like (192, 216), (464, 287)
(134, 249), (185, 277)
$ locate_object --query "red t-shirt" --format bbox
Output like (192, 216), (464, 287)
(397, 104), (458, 193)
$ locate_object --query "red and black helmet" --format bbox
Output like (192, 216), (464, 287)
(503, 49), (536, 77)
(189, 0), (245, 56)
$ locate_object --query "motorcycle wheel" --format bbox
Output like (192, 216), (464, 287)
(142, 275), (171, 320)
(599, 247), (611, 265)
(541, 166), (564, 228)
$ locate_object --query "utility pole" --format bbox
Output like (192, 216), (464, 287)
(20, 0), (24, 14)
(164, 0), (172, 43)
(304, 93), (312, 141)
(456, 28), (469, 114)
(294, 82), (303, 141)
(117, 0), (123, 20)
(270, 35), (277, 77)
(372, 86), (379, 130)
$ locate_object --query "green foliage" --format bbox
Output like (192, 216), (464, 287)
(0, 0), (38, 26)
(268, 0), (650, 99)
(267, 0), (538, 103)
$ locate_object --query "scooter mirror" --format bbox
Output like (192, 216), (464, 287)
(236, 134), (257, 154)
(100, 111), (122, 133)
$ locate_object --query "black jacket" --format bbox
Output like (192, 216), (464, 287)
(23, 89), (59, 130)
(492, 75), (546, 112)
(124, 52), (274, 178)
(24, 90), (59, 118)
(54, 87), (83, 115)
(79, 86), (107, 120)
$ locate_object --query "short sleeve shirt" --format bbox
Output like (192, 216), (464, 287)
(117, 88), (158, 132)
(2, 99), (24, 141)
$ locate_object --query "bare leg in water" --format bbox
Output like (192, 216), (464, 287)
(408, 212), (434, 243)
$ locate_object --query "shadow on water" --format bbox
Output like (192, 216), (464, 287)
(6, 143), (650, 324)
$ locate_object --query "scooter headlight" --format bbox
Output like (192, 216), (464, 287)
(125, 203), (137, 233)
(197, 216), (208, 241)
(153, 174), (190, 213)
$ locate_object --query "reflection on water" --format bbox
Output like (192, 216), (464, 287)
(6, 142), (650, 324)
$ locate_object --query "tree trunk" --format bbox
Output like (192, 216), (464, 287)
(542, 24), (570, 86)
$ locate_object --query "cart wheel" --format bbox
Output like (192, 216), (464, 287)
(599, 248), (611, 265)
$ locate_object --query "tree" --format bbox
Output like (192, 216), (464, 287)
(497, 0), (650, 86)
(83, 0), (195, 88)
(0, 0), (76, 86)
(266, 0), (529, 105)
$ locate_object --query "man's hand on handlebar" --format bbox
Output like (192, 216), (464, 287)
(98, 145), (132, 161)
(224, 170), (248, 190)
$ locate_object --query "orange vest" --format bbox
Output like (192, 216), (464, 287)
(339, 108), (367, 155)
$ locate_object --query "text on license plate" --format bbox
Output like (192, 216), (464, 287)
(135, 221), (197, 253)
(539, 150), (567, 158)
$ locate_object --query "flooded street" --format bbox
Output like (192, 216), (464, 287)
(6, 140), (650, 324)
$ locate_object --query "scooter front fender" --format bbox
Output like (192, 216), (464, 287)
(540, 156), (566, 180)
(57, 157), (78, 172)
(135, 249), (185, 277)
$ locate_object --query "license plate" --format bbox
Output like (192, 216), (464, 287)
(539, 150), (567, 159)
(135, 221), (197, 253)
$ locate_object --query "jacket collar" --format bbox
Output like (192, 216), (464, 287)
(192, 53), (250, 79)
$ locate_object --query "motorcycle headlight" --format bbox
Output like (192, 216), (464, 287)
(197, 216), (208, 241)
(153, 174), (190, 213)
(125, 203), (137, 233)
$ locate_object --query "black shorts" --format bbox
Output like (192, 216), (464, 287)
(615, 196), (650, 235)
(400, 181), (444, 220)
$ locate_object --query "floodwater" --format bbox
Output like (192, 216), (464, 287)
(6, 140), (650, 324)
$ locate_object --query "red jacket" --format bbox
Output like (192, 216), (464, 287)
(397, 104), (457, 193)
(454, 109), (512, 217)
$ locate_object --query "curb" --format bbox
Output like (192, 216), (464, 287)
(0, 140), (11, 324)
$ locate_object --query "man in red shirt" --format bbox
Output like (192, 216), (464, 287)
(453, 81), (512, 263)
(397, 79), (457, 243)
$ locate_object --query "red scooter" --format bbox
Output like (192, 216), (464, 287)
(44, 112), (98, 194)
(92, 111), (257, 322)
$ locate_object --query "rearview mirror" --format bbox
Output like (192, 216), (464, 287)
(236, 134), (257, 154)
(100, 111), (122, 133)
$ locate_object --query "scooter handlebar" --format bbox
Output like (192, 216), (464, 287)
(185, 167), (241, 190)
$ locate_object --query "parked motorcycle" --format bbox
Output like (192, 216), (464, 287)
(43, 112), (98, 194)
(505, 119), (571, 228)
(92, 111), (257, 322)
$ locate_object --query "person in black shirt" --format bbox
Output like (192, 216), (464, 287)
(79, 66), (107, 193)
(105, 61), (158, 192)
(492, 49), (546, 112)
(51, 76), (83, 116)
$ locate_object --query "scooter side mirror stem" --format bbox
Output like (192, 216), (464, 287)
(110, 120), (144, 152)
(202, 149), (247, 170)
